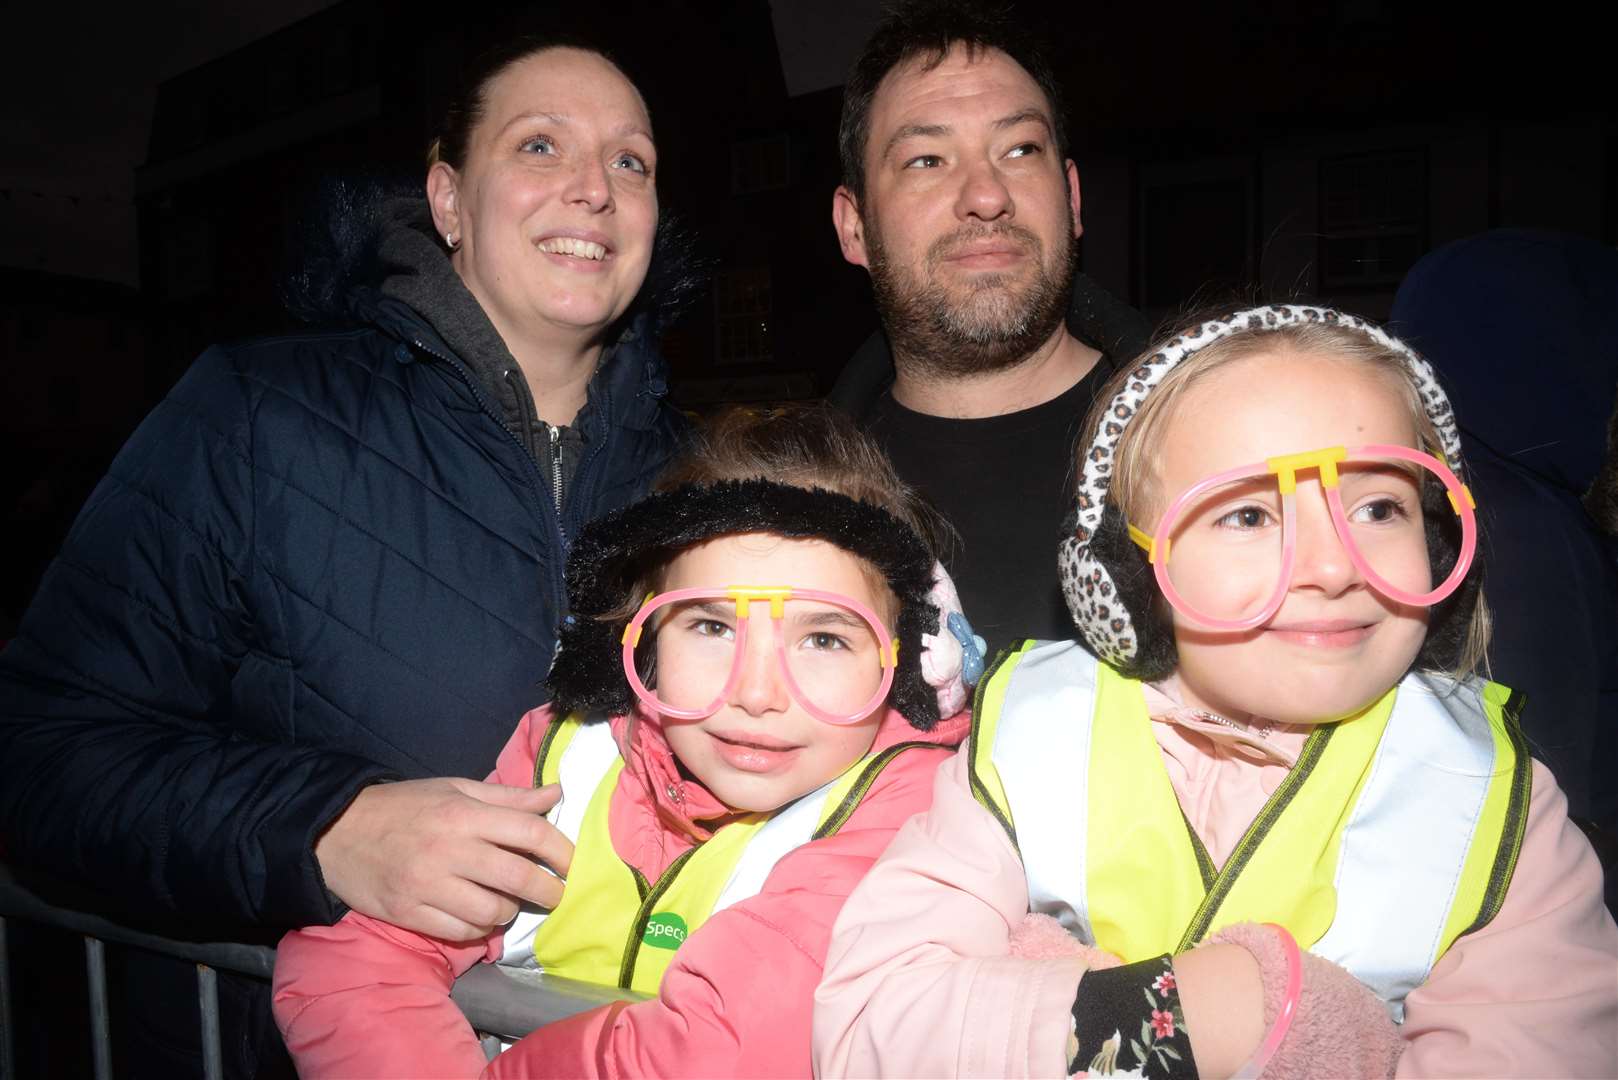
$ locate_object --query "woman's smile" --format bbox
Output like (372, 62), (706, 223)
(534, 229), (614, 268)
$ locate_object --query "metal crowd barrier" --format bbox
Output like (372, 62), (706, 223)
(0, 862), (641, 1080)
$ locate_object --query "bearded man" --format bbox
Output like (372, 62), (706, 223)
(829, 1), (1149, 658)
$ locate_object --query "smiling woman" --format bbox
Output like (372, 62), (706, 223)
(0, 28), (691, 1079)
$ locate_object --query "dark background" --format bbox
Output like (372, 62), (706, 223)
(2, 0), (1613, 635)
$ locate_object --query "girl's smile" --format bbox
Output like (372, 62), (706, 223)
(1264, 619), (1376, 648)
(706, 730), (805, 774)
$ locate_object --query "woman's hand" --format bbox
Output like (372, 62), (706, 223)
(315, 777), (574, 941)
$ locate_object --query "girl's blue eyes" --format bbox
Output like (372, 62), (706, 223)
(516, 137), (650, 175)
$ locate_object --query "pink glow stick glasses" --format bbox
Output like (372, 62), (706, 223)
(1128, 445), (1478, 631)
(621, 586), (897, 726)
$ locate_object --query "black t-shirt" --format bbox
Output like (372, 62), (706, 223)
(864, 363), (1111, 662)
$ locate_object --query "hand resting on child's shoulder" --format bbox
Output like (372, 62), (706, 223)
(315, 777), (573, 940)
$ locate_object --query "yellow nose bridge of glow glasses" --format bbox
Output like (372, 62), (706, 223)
(1127, 445), (1350, 565)
(729, 586), (900, 669)
(727, 585), (793, 618)
(620, 588), (795, 648)
(619, 585), (902, 670)
(1265, 446), (1347, 495)
(1123, 445), (1480, 570)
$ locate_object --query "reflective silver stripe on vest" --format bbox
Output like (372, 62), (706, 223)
(711, 773), (841, 914)
(1311, 675), (1497, 1020)
(989, 641), (1103, 943)
(499, 722), (838, 964)
(552, 721), (625, 843)
(500, 721), (623, 967)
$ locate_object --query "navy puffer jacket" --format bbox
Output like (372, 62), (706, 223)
(0, 202), (688, 929)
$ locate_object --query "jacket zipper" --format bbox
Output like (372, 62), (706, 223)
(547, 423), (564, 516)
(503, 365), (569, 545)
(407, 338), (568, 600)
(1190, 709), (1274, 742)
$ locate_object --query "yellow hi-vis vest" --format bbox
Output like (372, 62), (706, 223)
(969, 641), (1530, 1020)
(497, 716), (933, 995)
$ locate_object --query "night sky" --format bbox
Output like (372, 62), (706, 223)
(2, 2), (349, 284)
(0, 0), (885, 286)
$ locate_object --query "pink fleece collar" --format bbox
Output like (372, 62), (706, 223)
(609, 701), (972, 842)
(597, 701), (971, 884)
(609, 710), (729, 843)
(1142, 677), (1303, 768)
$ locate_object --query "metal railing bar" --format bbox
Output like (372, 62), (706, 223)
(449, 962), (645, 1040)
(84, 936), (111, 1080)
(0, 868), (273, 980)
(1, 863), (648, 1055)
(198, 964), (223, 1080)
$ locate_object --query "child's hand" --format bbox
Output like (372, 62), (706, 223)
(315, 778), (574, 941)
(1205, 923), (1401, 1079)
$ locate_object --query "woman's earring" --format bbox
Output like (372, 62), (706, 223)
(445, 232), (459, 251)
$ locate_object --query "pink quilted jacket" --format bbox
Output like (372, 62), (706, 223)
(272, 702), (967, 1078)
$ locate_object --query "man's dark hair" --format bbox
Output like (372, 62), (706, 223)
(838, 0), (1068, 203)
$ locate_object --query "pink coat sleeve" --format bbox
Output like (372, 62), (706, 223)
(813, 746), (1089, 1078)
(271, 707), (551, 1079)
(1395, 759), (1618, 1078)
(487, 741), (958, 1078)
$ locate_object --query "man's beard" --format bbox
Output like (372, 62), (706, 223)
(867, 215), (1077, 381)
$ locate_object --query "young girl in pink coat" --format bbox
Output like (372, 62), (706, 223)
(814, 306), (1618, 1078)
(271, 406), (979, 1077)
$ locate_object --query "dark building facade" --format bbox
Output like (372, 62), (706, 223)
(5, 0), (1613, 620)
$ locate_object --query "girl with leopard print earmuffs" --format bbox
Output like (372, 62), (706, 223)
(814, 306), (1617, 1079)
